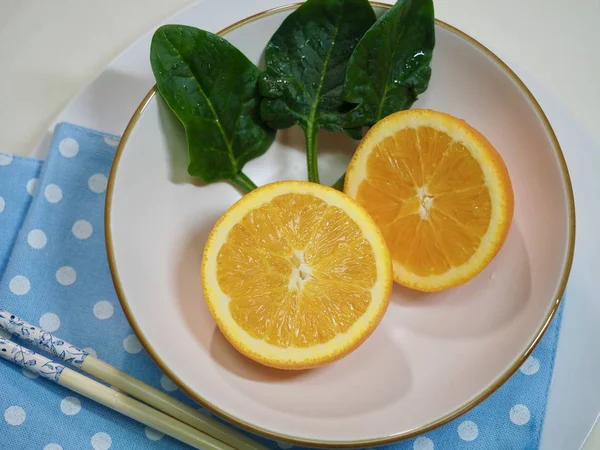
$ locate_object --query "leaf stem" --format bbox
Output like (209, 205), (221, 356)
(306, 126), (320, 184)
(231, 172), (258, 193)
(332, 173), (346, 191)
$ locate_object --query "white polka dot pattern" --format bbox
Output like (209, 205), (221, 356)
(458, 420), (479, 441)
(4, 406), (25, 426)
(0, 154), (13, 165)
(43, 445), (63, 450)
(104, 136), (119, 147)
(510, 404), (531, 425)
(91, 432), (112, 450)
(39, 312), (61, 332)
(26, 178), (37, 195)
(56, 266), (77, 286)
(413, 436), (434, 450)
(83, 347), (98, 358)
(59, 138), (79, 158)
(123, 335), (142, 354)
(9, 275), (30, 295)
(88, 174), (108, 193)
(60, 396), (82, 416)
(160, 374), (177, 392)
(520, 356), (540, 375)
(93, 301), (114, 320)
(27, 229), (47, 249)
(22, 367), (39, 379)
(72, 219), (93, 239)
(44, 184), (63, 203)
(145, 427), (165, 441)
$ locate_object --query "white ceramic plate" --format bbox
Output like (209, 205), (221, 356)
(106, 4), (574, 446)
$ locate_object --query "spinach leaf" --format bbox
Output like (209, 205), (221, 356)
(258, 0), (376, 183)
(342, 0), (435, 129)
(150, 25), (275, 192)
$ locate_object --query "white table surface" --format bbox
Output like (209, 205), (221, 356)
(1, 0), (599, 449)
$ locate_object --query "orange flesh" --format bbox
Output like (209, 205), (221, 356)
(356, 127), (492, 277)
(216, 193), (377, 348)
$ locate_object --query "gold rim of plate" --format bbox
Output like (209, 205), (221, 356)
(104, 2), (576, 447)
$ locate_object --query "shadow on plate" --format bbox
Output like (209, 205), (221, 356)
(174, 214), (224, 355)
(390, 222), (532, 338)
(274, 126), (357, 186)
(209, 329), (304, 382)
(157, 95), (205, 187)
(209, 325), (412, 418)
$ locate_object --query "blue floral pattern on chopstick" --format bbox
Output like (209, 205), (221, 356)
(0, 309), (89, 366)
(0, 337), (64, 382)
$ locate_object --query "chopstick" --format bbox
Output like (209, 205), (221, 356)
(0, 335), (233, 450)
(581, 413), (600, 450)
(0, 309), (266, 450)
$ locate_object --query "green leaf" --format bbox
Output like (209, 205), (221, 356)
(342, 0), (435, 129)
(150, 25), (275, 191)
(258, 0), (376, 183)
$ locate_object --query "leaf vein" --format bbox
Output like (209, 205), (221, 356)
(162, 31), (238, 173)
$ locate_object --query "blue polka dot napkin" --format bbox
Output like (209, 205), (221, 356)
(0, 123), (564, 450)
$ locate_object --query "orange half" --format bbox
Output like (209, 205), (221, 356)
(344, 109), (514, 292)
(201, 181), (392, 369)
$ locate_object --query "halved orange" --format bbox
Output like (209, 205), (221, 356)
(344, 109), (514, 292)
(201, 181), (392, 369)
